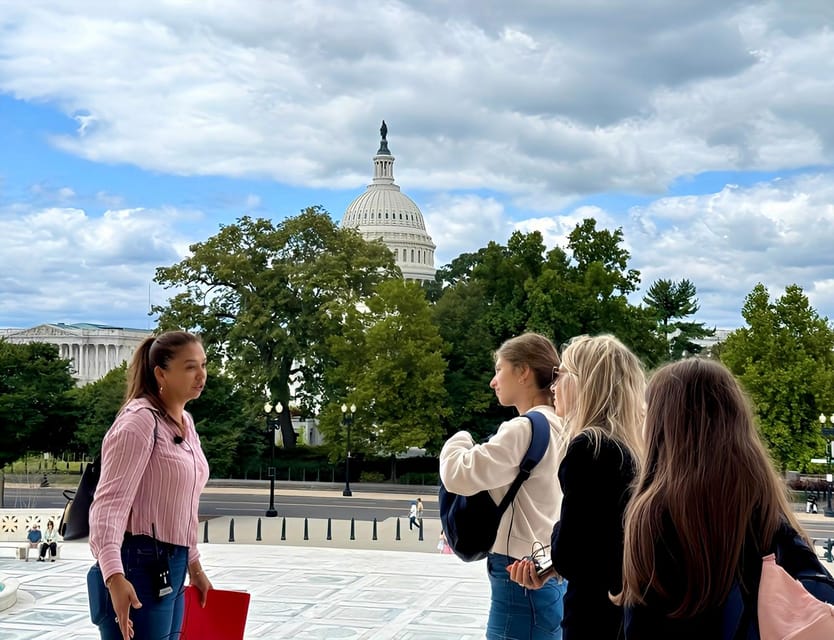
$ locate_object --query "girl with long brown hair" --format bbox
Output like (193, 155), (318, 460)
(619, 357), (831, 637)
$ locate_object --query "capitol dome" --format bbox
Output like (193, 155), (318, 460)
(341, 121), (436, 282)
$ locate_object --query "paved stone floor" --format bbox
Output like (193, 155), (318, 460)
(0, 538), (490, 639)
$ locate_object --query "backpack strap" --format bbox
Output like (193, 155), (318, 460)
(496, 411), (551, 513)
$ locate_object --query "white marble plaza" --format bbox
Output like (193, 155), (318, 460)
(0, 537), (490, 639)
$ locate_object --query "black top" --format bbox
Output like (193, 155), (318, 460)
(551, 432), (636, 639)
(624, 519), (834, 639)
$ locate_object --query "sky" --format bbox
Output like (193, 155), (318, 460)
(1, 0), (833, 331)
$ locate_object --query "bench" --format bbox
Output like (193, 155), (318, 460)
(0, 541), (63, 561)
(0, 508), (67, 560)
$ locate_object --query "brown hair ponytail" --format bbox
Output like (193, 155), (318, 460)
(124, 330), (201, 415)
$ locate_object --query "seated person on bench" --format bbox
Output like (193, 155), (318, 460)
(26, 524), (42, 560)
(38, 520), (58, 562)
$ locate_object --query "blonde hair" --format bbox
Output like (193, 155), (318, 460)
(559, 334), (645, 463)
(495, 332), (560, 402)
(619, 358), (805, 617)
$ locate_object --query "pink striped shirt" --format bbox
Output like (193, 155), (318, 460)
(89, 398), (210, 582)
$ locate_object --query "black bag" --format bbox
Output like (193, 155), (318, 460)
(439, 411), (551, 562)
(59, 457), (100, 540)
(59, 408), (159, 541)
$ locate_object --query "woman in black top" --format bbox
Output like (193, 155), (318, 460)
(618, 358), (824, 638)
(509, 335), (645, 639)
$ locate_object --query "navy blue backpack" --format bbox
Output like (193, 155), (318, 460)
(439, 411), (551, 562)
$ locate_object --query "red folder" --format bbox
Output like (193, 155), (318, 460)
(181, 585), (251, 640)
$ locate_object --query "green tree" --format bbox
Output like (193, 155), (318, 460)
(0, 341), (77, 467)
(431, 219), (665, 441)
(720, 283), (834, 470)
(154, 206), (399, 447)
(188, 366), (259, 478)
(318, 280), (448, 464)
(524, 220), (664, 361)
(432, 280), (500, 441)
(71, 363), (127, 456)
(643, 278), (714, 359)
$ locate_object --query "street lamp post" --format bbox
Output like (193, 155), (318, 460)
(264, 401), (283, 517)
(818, 413), (834, 518)
(341, 403), (356, 497)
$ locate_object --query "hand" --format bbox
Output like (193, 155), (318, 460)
(189, 566), (213, 607)
(506, 559), (549, 590)
(107, 574), (141, 639)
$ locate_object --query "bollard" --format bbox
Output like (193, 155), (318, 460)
(304, 518), (309, 541)
(281, 517), (286, 541)
(350, 517), (355, 541)
(256, 518), (262, 542)
(229, 518), (235, 542)
(418, 521), (424, 542)
(395, 517), (401, 541)
(203, 520), (209, 543)
(326, 518), (332, 541)
(372, 518), (378, 541)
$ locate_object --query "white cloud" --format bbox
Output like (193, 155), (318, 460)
(1, 1), (834, 329)
(0, 1), (832, 199)
(496, 173), (834, 327)
(422, 194), (510, 264)
(0, 205), (190, 327)
(625, 173), (834, 325)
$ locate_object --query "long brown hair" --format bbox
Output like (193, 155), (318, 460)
(559, 335), (645, 463)
(495, 332), (560, 403)
(124, 330), (201, 415)
(619, 358), (803, 617)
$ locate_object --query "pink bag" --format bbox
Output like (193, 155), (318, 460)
(758, 553), (834, 640)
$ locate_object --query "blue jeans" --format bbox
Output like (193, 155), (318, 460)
(87, 534), (188, 640)
(486, 553), (566, 640)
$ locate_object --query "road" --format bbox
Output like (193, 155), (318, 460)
(1, 486), (439, 522)
(5, 486), (834, 542)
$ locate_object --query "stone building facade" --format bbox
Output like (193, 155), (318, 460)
(0, 322), (151, 386)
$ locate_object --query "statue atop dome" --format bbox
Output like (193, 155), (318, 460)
(380, 120), (388, 141)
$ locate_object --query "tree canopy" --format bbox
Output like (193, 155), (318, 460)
(154, 206), (399, 447)
(720, 283), (834, 470)
(0, 341), (77, 468)
(643, 278), (714, 360)
(432, 218), (666, 439)
(317, 279), (448, 461)
(71, 363), (127, 457)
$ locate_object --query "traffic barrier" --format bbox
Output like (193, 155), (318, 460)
(304, 518), (309, 541)
(203, 521), (209, 543)
(256, 518), (262, 542)
(396, 518), (401, 541)
(229, 518), (235, 542)
(326, 518), (332, 541)
(281, 517), (286, 541)
(372, 518), (378, 541)
(418, 521), (424, 541)
(350, 517), (355, 541)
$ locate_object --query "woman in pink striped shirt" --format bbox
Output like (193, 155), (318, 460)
(87, 330), (212, 640)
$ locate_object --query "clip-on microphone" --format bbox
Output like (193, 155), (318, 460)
(173, 435), (183, 445)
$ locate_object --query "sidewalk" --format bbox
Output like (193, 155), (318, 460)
(0, 517), (489, 639)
